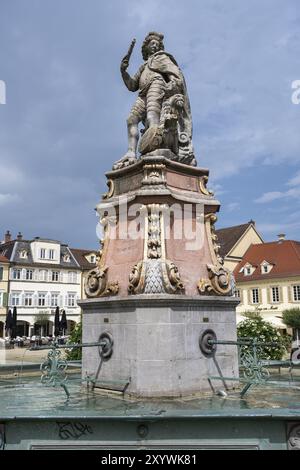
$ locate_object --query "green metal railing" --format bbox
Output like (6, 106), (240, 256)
(29, 333), (114, 399)
(199, 330), (300, 397)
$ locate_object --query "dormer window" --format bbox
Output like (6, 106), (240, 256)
(243, 263), (253, 276)
(19, 250), (28, 259)
(40, 248), (46, 259)
(90, 255), (96, 264)
(261, 261), (272, 274)
(49, 249), (55, 260)
(63, 254), (70, 263)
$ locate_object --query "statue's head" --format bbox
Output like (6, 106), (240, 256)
(142, 32), (164, 60)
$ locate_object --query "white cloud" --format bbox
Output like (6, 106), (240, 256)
(257, 220), (300, 235)
(226, 202), (240, 212)
(255, 186), (300, 203)
(255, 191), (282, 203)
(288, 172), (300, 187)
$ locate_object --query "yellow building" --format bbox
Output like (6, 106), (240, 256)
(216, 220), (263, 272)
(0, 255), (10, 337)
(234, 238), (300, 330)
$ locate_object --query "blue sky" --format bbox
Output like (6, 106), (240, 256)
(0, 0), (299, 248)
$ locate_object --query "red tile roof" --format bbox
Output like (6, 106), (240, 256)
(234, 240), (300, 282)
(0, 255), (9, 263)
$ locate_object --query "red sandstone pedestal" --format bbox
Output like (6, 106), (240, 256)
(80, 153), (239, 397)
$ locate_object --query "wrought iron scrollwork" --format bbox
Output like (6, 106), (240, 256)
(40, 347), (69, 398)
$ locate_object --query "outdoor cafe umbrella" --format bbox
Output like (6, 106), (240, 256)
(11, 306), (17, 339)
(5, 309), (13, 336)
(60, 310), (68, 336)
(54, 306), (60, 337)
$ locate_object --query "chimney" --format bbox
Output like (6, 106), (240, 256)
(277, 233), (286, 243)
(17, 232), (23, 241)
(4, 230), (11, 243)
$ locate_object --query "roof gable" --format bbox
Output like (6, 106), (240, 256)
(216, 222), (263, 258)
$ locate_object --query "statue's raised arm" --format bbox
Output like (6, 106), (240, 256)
(113, 32), (196, 170)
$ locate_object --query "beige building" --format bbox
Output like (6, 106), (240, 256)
(0, 254), (10, 337)
(216, 220), (263, 272)
(234, 238), (300, 330)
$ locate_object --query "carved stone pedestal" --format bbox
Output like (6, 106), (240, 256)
(80, 295), (239, 398)
(81, 153), (239, 397)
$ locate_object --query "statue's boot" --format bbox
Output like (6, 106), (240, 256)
(112, 152), (137, 170)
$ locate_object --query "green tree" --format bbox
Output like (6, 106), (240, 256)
(282, 308), (300, 330)
(65, 320), (82, 360)
(237, 312), (288, 360)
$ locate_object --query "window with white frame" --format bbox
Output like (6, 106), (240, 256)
(90, 255), (96, 263)
(40, 248), (46, 259)
(68, 271), (77, 283)
(38, 292), (46, 306)
(0, 267), (3, 280)
(293, 285), (300, 302)
(39, 270), (48, 282)
(11, 292), (21, 306)
(271, 286), (280, 303)
(19, 250), (28, 259)
(0, 291), (3, 307)
(26, 269), (33, 280)
(252, 288), (259, 304)
(51, 293), (59, 307)
(49, 249), (55, 260)
(234, 289), (241, 298)
(52, 271), (59, 282)
(263, 265), (268, 273)
(24, 292), (33, 306)
(244, 266), (252, 276)
(67, 293), (76, 307)
(12, 268), (21, 280)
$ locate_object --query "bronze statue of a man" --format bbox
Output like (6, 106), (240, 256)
(114, 32), (196, 169)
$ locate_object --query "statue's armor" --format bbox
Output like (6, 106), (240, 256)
(127, 62), (166, 126)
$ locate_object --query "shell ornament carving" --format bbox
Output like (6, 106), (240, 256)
(162, 260), (185, 294)
(85, 266), (119, 298)
(85, 267), (108, 297)
(198, 264), (234, 296)
(128, 261), (145, 294)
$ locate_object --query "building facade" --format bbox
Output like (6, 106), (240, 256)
(0, 255), (9, 337)
(0, 232), (97, 337)
(234, 239), (300, 330)
(216, 220), (264, 272)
